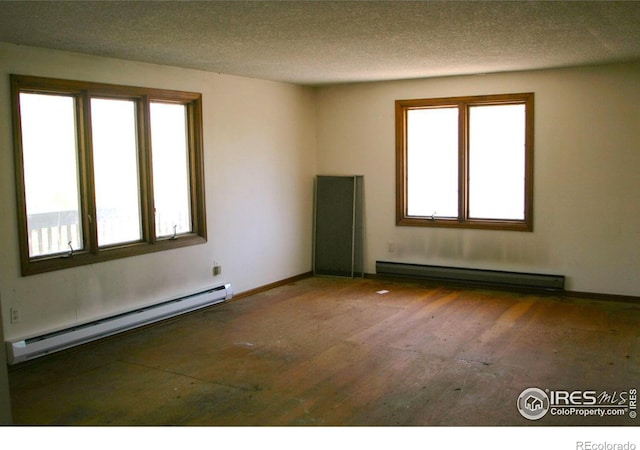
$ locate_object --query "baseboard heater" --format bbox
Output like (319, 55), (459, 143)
(6, 283), (233, 365)
(376, 261), (564, 291)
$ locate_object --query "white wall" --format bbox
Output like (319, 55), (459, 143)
(0, 310), (11, 424)
(0, 43), (317, 340)
(316, 63), (640, 297)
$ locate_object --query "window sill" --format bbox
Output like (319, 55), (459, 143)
(21, 234), (207, 276)
(396, 216), (532, 232)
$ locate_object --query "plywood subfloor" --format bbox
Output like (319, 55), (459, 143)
(8, 276), (640, 425)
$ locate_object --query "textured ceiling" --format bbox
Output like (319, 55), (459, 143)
(1, 1), (639, 86)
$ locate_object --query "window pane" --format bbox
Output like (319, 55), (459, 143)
(91, 98), (142, 246)
(150, 102), (192, 238)
(468, 104), (525, 220)
(19, 93), (83, 257)
(406, 107), (459, 217)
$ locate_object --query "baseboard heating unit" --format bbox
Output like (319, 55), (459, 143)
(376, 261), (565, 291)
(5, 283), (233, 365)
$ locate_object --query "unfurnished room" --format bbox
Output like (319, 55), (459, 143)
(0, 1), (639, 446)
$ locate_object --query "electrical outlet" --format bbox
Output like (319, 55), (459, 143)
(388, 241), (395, 253)
(213, 263), (222, 276)
(10, 308), (20, 324)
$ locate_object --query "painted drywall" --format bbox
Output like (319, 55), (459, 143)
(0, 310), (12, 424)
(316, 63), (640, 297)
(0, 43), (317, 340)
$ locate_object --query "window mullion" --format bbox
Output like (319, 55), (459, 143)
(78, 90), (99, 255)
(458, 102), (469, 223)
(139, 96), (157, 244)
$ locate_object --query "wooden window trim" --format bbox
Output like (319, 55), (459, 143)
(11, 75), (207, 275)
(396, 92), (534, 231)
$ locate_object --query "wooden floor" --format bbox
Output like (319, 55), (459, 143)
(8, 276), (640, 426)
